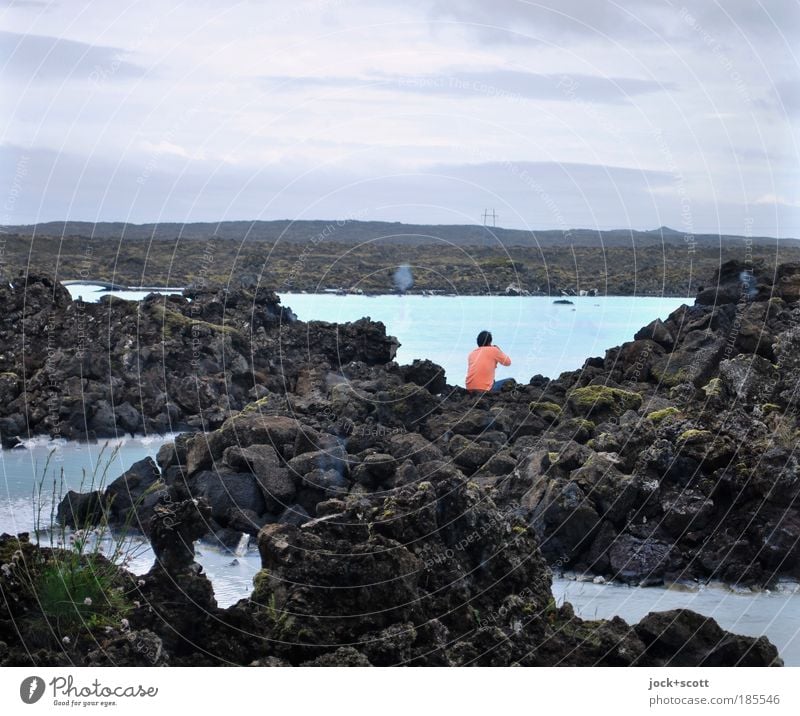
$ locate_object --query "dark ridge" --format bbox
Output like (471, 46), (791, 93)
(2, 219), (796, 247)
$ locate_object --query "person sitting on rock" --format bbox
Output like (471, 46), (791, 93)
(466, 330), (512, 392)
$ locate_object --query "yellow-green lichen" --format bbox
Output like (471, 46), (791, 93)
(652, 365), (692, 388)
(567, 385), (642, 416)
(242, 395), (284, 414)
(646, 406), (681, 424)
(530, 401), (562, 419)
(701, 378), (723, 398)
(678, 429), (712, 443)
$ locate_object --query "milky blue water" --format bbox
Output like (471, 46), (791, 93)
(278, 293), (688, 384)
(552, 578), (800, 666)
(0, 436), (259, 610)
(63, 283), (184, 302)
(64, 284), (687, 385)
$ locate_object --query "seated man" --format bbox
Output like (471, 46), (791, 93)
(465, 330), (512, 392)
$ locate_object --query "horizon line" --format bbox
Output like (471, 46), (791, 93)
(1, 218), (797, 241)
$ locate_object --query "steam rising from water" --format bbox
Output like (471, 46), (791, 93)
(393, 264), (413, 292)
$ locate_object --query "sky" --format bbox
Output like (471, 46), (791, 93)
(0, 0), (798, 236)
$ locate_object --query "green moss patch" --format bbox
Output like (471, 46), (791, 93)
(646, 406), (681, 424)
(567, 385), (642, 418)
(701, 378), (723, 398)
(530, 401), (562, 420)
(677, 429), (712, 444)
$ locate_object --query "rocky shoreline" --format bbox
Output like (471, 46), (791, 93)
(1, 259), (799, 666)
(0, 274), (398, 445)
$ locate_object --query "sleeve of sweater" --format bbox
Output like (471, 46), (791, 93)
(494, 346), (511, 366)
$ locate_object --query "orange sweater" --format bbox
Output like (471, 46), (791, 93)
(465, 345), (512, 391)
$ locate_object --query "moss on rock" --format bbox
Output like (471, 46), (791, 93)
(529, 401), (562, 420)
(646, 406), (681, 424)
(567, 385), (642, 418)
(701, 378), (723, 398)
(677, 429), (713, 444)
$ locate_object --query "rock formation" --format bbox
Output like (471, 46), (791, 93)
(4, 259), (799, 665)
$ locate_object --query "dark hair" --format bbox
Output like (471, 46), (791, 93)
(477, 330), (492, 347)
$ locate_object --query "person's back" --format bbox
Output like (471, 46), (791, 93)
(465, 330), (511, 391)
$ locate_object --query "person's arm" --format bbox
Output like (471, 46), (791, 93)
(494, 346), (511, 366)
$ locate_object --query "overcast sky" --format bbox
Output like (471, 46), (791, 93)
(1, 0), (798, 235)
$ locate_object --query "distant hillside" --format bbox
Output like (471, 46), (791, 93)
(3, 220), (799, 296)
(2, 219), (795, 248)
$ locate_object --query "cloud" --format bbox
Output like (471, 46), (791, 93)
(0, 30), (146, 82)
(258, 69), (675, 105)
(676, 1), (800, 43)
(755, 194), (800, 208)
(139, 140), (204, 161)
(423, 0), (664, 43)
(0, 0), (54, 7)
(0, 0), (795, 237)
(770, 79), (800, 116)
(1, 142), (797, 236)
(422, 0), (800, 46)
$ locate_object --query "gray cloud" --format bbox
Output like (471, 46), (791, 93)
(0, 1), (795, 237)
(9, 143), (777, 236)
(771, 79), (800, 116)
(0, 1), (53, 7)
(424, 0), (663, 43)
(258, 69), (675, 104)
(0, 30), (146, 82)
(422, 0), (800, 45)
(435, 159), (673, 186)
(676, 1), (800, 43)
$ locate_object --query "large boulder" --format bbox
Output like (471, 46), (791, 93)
(569, 456), (638, 526)
(302, 318), (399, 366)
(530, 478), (602, 562)
(634, 609), (782, 666)
(185, 415), (302, 473)
(634, 318), (675, 350)
(385, 432), (444, 465)
(398, 360), (447, 394)
(223, 444), (296, 512)
(609, 534), (673, 585)
(447, 434), (494, 474)
(191, 469), (266, 531)
(374, 383), (438, 429)
(105, 457), (162, 527)
(56, 490), (104, 529)
(251, 474), (553, 664)
(718, 354), (779, 404)
(660, 488), (715, 537)
(650, 330), (727, 388)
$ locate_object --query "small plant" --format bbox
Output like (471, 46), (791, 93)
(265, 592), (291, 633)
(21, 443), (154, 641)
(32, 550), (131, 630)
